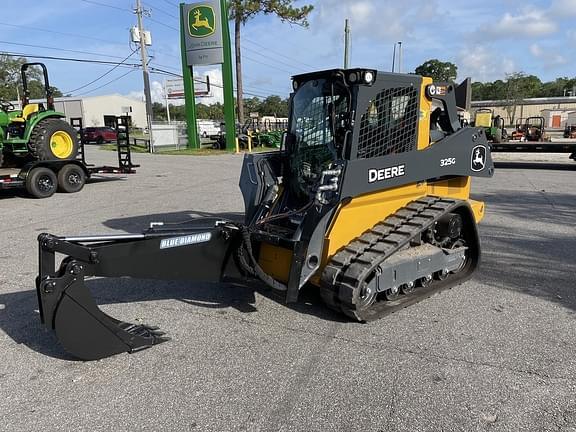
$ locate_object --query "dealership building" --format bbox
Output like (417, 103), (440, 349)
(471, 96), (576, 128)
(13, 95), (147, 129)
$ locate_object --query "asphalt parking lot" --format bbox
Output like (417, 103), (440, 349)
(0, 147), (575, 431)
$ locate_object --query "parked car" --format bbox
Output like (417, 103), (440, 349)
(82, 127), (117, 144)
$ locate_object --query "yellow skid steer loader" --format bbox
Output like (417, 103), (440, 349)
(36, 69), (493, 360)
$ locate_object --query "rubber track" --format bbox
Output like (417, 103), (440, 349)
(320, 196), (476, 321)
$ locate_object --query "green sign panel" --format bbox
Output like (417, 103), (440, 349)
(188, 5), (216, 38)
(183, 1), (224, 66)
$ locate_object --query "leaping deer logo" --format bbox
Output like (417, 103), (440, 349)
(471, 145), (486, 171)
(191, 8), (214, 33)
(473, 149), (484, 167)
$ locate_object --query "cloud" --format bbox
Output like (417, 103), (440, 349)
(529, 43), (567, 66)
(457, 46), (515, 82)
(125, 80), (165, 104)
(549, 0), (576, 17)
(313, 0), (443, 41)
(483, 9), (558, 38)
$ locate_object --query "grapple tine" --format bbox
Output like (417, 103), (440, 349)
(38, 260), (167, 361)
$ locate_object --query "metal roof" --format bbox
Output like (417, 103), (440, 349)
(471, 96), (576, 107)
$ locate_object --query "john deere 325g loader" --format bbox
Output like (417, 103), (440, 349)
(36, 69), (494, 360)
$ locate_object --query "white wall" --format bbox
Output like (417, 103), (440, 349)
(81, 95), (146, 128)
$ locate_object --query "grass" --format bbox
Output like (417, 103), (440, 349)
(100, 144), (149, 153)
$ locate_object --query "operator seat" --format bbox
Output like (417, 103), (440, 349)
(10, 104), (40, 123)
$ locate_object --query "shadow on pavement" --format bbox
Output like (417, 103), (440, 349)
(0, 177), (125, 201)
(0, 276), (342, 360)
(0, 279), (258, 360)
(476, 189), (576, 312)
(103, 210), (245, 233)
(4, 189), (573, 360)
(494, 161), (576, 171)
(476, 190), (575, 227)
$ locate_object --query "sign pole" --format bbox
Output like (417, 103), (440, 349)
(180, 3), (200, 149)
(220, 0), (236, 151)
(181, 0), (235, 150)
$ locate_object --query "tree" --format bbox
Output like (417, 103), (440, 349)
(229, 0), (313, 124)
(414, 59), (458, 82)
(502, 72), (543, 124)
(0, 55), (63, 101)
(152, 102), (168, 121)
(259, 95), (288, 117)
(243, 96), (262, 117)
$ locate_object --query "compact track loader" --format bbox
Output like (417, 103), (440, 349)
(36, 69), (494, 360)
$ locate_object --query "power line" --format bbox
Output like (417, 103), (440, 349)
(242, 54), (293, 74)
(0, 51), (141, 68)
(143, 2), (178, 19)
(160, 0), (179, 6)
(0, 40), (133, 61)
(77, 69), (137, 96)
(242, 45), (305, 73)
(244, 38), (316, 70)
(0, 22), (123, 46)
(65, 49), (139, 94)
(149, 66), (274, 98)
(149, 60), (288, 95)
(147, 16), (179, 32)
(79, 0), (131, 13)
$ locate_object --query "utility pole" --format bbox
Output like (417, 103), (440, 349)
(391, 43), (396, 72)
(344, 19), (351, 69)
(135, 0), (154, 152)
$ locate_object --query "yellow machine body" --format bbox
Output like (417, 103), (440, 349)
(258, 76), (487, 286)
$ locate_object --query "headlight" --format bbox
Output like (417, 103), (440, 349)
(364, 71), (374, 84)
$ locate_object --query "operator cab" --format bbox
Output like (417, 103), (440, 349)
(284, 68), (426, 203)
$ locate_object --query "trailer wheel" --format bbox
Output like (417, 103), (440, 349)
(57, 164), (86, 193)
(26, 167), (57, 198)
(28, 118), (79, 161)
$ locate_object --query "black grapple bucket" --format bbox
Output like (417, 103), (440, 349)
(36, 225), (239, 360)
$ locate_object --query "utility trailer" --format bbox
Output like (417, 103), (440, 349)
(0, 116), (138, 198)
(490, 141), (576, 161)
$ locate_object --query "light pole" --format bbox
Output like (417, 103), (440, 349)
(397, 41), (403, 73)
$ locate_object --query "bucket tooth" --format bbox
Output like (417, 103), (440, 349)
(38, 260), (168, 361)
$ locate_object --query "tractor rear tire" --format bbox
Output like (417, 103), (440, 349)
(57, 164), (86, 193)
(26, 167), (57, 198)
(28, 118), (79, 161)
(492, 129), (502, 144)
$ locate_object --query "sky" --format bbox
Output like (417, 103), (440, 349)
(1, 0), (575, 104)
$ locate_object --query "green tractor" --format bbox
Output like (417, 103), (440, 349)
(474, 108), (507, 143)
(0, 63), (79, 167)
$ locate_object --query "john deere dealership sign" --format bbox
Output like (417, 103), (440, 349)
(184, 1), (223, 65)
